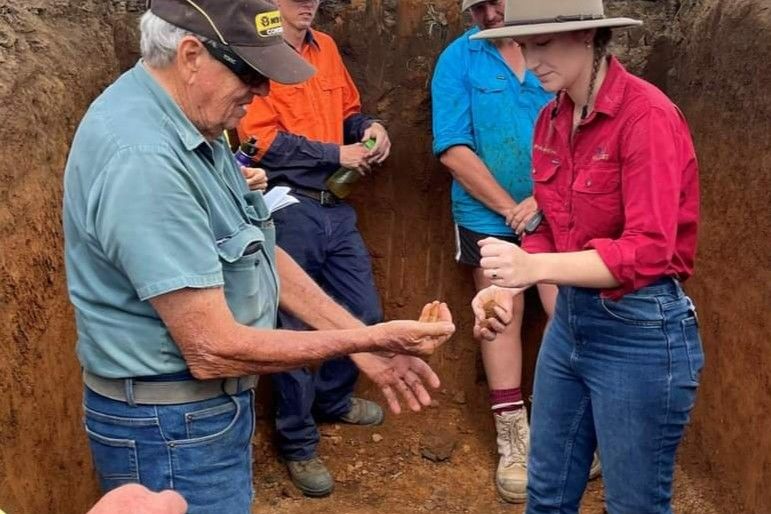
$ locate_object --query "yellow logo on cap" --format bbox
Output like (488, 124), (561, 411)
(255, 10), (283, 38)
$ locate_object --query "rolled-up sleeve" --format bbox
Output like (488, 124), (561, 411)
(431, 43), (475, 156)
(585, 107), (683, 297)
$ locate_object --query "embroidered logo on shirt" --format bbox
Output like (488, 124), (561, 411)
(534, 143), (557, 155)
(593, 147), (609, 161)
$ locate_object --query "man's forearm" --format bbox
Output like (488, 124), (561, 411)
(151, 286), (383, 380)
(440, 146), (517, 216)
(276, 247), (365, 330)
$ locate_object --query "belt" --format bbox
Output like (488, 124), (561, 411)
(83, 371), (258, 405)
(273, 181), (339, 206)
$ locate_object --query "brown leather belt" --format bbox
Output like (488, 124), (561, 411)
(83, 371), (258, 405)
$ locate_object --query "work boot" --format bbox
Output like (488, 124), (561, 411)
(589, 451), (602, 480)
(339, 397), (384, 426)
(494, 408), (530, 503)
(286, 457), (334, 497)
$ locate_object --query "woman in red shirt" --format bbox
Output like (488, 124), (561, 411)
(470, 2), (703, 513)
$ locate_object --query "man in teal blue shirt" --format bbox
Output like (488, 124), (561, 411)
(63, 1), (454, 512)
(431, 0), (557, 503)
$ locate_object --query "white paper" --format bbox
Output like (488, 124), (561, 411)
(263, 186), (299, 214)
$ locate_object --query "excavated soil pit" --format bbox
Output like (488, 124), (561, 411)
(0, 1), (768, 513)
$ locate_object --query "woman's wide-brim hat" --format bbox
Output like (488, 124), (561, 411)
(471, 0), (642, 41)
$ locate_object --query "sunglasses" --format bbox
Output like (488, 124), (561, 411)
(201, 39), (269, 88)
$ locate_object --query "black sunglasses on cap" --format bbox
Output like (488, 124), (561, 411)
(201, 39), (269, 87)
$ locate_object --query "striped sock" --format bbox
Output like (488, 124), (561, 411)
(490, 387), (523, 415)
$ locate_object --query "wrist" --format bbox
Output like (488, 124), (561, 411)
(528, 252), (550, 284)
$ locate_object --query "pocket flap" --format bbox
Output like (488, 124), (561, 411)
(470, 76), (507, 93)
(532, 161), (559, 183)
(216, 225), (265, 263)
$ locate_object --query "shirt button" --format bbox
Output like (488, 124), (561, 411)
(586, 179), (592, 187)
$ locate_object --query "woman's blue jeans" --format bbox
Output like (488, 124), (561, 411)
(83, 387), (255, 514)
(527, 278), (704, 514)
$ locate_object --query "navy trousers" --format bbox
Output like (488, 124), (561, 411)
(272, 196), (382, 461)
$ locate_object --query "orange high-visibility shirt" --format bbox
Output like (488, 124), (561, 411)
(238, 29), (364, 160)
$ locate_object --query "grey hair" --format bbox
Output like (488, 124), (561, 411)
(139, 10), (207, 68)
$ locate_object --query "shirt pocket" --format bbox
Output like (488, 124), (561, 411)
(572, 163), (623, 232)
(216, 224), (274, 327)
(470, 76), (508, 119)
(531, 158), (560, 213)
(273, 82), (314, 120)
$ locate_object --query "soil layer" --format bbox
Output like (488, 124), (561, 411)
(0, 1), (767, 513)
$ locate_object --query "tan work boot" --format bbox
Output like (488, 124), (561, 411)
(494, 408), (530, 503)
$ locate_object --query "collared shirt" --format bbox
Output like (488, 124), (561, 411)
(63, 61), (279, 378)
(432, 27), (553, 235)
(522, 57), (700, 298)
(237, 30), (373, 191)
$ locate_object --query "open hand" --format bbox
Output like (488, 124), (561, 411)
(241, 166), (268, 192)
(352, 353), (440, 414)
(362, 122), (391, 164)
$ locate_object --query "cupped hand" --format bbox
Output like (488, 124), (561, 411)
(471, 285), (523, 341)
(378, 301), (454, 357)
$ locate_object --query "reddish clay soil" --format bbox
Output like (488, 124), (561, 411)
(0, 1), (768, 513)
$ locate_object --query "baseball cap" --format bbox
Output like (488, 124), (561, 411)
(147, 0), (315, 84)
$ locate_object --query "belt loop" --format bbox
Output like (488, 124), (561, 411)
(124, 378), (137, 407)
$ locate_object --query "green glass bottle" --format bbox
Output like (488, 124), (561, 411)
(325, 138), (377, 199)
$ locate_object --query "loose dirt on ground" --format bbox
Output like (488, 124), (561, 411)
(249, 388), (722, 514)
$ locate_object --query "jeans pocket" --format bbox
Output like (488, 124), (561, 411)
(681, 317), (704, 382)
(600, 295), (664, 326)
(84, 426), (139, 485)
(184, 397), (239, 440)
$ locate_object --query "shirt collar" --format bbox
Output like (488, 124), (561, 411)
(467, 26), (489, 53)
(592, 56), (628, 118)
(133, 61), (208, 152)
(304, 29), (321, 50)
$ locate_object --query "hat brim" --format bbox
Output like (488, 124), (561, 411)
(471, 18), (642, 40)
(462, 0), (488, 11)
(232, 40), (315, 85)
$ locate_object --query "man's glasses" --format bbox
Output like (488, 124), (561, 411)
(201, 39), (269, 88)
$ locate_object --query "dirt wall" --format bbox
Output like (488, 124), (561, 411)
(642, 1), (771, 512)
(0, 1), (134, 512)
(0, 0), (768, 513)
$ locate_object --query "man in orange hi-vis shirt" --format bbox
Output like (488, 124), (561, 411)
(238, 0), (392, 498)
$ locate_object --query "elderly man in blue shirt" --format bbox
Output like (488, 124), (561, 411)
(432, 0), (571, 503)
(63, 1), (454, 512)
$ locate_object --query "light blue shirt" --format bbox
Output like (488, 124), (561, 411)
(432, 27), (553, 235)
(63, 61), (279, 378)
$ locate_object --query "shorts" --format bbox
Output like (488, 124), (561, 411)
(454, 224), (520, 268)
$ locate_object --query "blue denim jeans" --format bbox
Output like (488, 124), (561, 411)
(83, 386), (255, 514)
(527, 278), (704, 514)
(271, 197), (382, 460)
